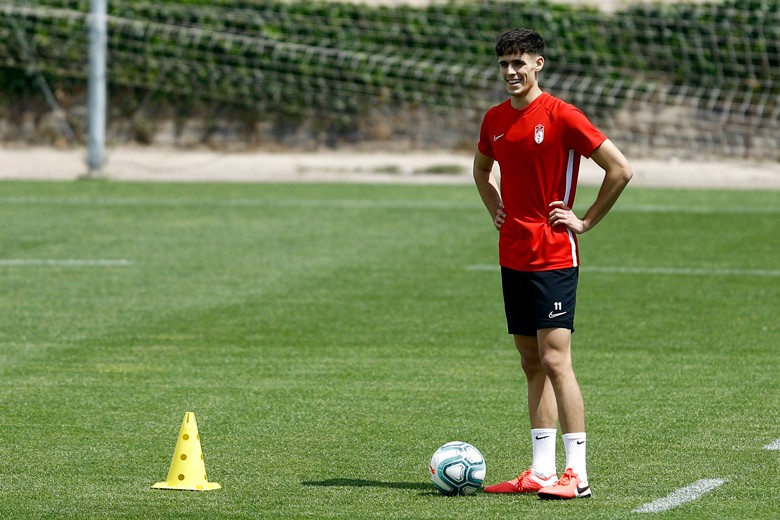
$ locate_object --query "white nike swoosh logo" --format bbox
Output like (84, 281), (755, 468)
(493, 133), (505, 141)
(548, 311), (568, 318)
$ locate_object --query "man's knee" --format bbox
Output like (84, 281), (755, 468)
(537, 329), (573, 380)
(539, 350), (571, 380)
(520, 354), (544, 377)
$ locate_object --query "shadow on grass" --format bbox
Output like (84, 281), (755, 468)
(302, 478), (433, 492)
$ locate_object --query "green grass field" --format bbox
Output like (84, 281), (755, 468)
(1, 180), (778, 518)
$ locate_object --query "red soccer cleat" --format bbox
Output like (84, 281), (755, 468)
(537, 467), (592, 499)
(484, 468), (558, 494)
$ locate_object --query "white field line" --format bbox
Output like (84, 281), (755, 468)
(616, 205), (780, 215)
(1, 196), (779, 214)
(466, 265), (780, 277)
(0, 259), (131, 267)
(633, 479), (728, 514)
(585, 266), (780, 277)
(0, 196), (473, 210)
(765, 438), (780, 450)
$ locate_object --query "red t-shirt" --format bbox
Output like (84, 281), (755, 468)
(478, 92), (607, 272)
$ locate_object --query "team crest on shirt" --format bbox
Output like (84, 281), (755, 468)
(534, 124), (545, 144)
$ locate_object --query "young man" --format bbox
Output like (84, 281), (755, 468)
(473, 28), (632, 499)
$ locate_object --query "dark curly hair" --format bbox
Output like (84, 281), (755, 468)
(495, 28), (545, 57)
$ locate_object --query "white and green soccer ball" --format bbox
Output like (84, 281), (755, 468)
(429, 441), (486, 496)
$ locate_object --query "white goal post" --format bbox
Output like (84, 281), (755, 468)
(87, 0), (106, 176)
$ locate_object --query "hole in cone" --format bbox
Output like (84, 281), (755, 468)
(180, 454), (187, 461)
(182, 434), (189, 440)
(178, 474), (185, 481)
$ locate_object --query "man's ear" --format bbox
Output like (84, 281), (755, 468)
(535, 56), (545, 72)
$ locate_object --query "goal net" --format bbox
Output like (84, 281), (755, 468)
(0, 0), (777, 160)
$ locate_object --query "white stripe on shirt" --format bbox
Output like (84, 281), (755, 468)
(565, 149), (578, 267)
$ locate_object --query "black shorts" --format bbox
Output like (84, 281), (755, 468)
(501, 266), (578, 336)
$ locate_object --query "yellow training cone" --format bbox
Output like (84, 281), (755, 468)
(152, 412), (221, 491)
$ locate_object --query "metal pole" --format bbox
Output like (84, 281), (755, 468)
(87, 0), (107, 176)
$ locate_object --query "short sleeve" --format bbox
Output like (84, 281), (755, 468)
(477, 112), (495, 159)
(561, 106), (607, 158)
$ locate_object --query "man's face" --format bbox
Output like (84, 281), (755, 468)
(498, 52), (543, 98)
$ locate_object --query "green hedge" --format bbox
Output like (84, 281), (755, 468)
(1, 0), (777, 122)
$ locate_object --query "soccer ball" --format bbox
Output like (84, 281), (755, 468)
(429, 441), (486, 496)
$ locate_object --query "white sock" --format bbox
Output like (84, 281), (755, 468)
(562, 432), (588, 482)
(530, 428), (557, 478)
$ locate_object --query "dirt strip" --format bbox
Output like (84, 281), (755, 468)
(1, 146), (779, 189)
